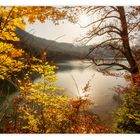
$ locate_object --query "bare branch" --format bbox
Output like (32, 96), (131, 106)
(86, 6), (105, 14)
(79, 25), (122, 44)
(110, 6), (119, 12)
(93, 29), (121, 37)
(108, 44), (124, 55)
(79, 9), (120, 28)
(70, 74), (80, 97)
(83, 38), (121, 58)
(92, 59), (130, 71)
(128, 20), (140, 34)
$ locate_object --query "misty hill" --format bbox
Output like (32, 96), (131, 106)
(15, 27), (115, 61)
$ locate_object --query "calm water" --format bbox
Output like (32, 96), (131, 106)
(52, 60), (127, 124)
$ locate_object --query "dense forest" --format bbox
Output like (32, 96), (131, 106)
(0, 6), (140, 133)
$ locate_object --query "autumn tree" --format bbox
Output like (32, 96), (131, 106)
(0, 58), (108, 133)
(1, 73), (108, 133)
(0, 6), (109, 133)
(66, 6), (140, 82)
(0, 6), (65, 89)
(0, 6), (65, 123)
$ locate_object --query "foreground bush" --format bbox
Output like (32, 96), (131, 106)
(0, 88), (109, 133)
(113, 84), (140, 133)
(0, 59), (108, 133)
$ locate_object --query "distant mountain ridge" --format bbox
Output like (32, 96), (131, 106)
(15, 27), (115, 61)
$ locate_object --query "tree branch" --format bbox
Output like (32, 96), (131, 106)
(0, 38), (20, 46)
(128, 20), (140, 34)
(93, 29), (121, 37)
(110, 6), (119, 12)
(108, 43), (124, 55)
(92, 59), (130, 71)
(0, 7), (15, 33)
(83, 38), (121, 58)
(79, 9), (120, 28)
(79, 25), (122, 44)
(86, 6), (105, 14)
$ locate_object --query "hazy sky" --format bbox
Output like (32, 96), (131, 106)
(26, 19), (89, 44)
(25, 8), (139, 46)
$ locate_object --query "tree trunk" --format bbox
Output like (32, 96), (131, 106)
(117, 6), (139, 82)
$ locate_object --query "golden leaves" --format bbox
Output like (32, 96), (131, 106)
(0, 6), (65, 80)
(14, 6), (65, 24)
(0, 6), (109, 134)
(14, 69), (71, 133)
(0, 42), (24, 79)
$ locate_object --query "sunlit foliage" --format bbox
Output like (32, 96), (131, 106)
(0, 57), (108, 133)
(0, 6), (110, 133)
(0, 6), (65, 81)
(113, 83), (140, 133)
(6, 66), (71, 133)
(1, 63), (108, 133)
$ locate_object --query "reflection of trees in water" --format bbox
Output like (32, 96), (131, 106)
(56, 63), (85, 72)
(55, 60), (92, 72)
(54, 60), (126, 73)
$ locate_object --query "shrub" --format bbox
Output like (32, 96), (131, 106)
(0, 58), (108, 133)
(113, 85), (140, 133)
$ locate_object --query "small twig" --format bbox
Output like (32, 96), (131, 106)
(70, 74), (80, 97)
(0, 7), (15, 33)
(54, 34), (66, 41)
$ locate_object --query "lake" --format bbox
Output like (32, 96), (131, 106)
(51, 60), (127, 125)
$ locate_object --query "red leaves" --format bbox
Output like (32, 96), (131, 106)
(113, 85), (130, 95)
(66, 98), (109, 133)
(131, 74), (140, 85)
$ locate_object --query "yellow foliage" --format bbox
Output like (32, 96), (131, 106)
(0, 6), (69, 133)
(12, 63), (71, 133)
(0, 42), (24, 79)
(1, 59), (108, 133)
(0, 6), (65, 80)
(0, 6), (110, 134)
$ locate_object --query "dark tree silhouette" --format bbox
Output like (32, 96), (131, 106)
(67, 6), (140, 82)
